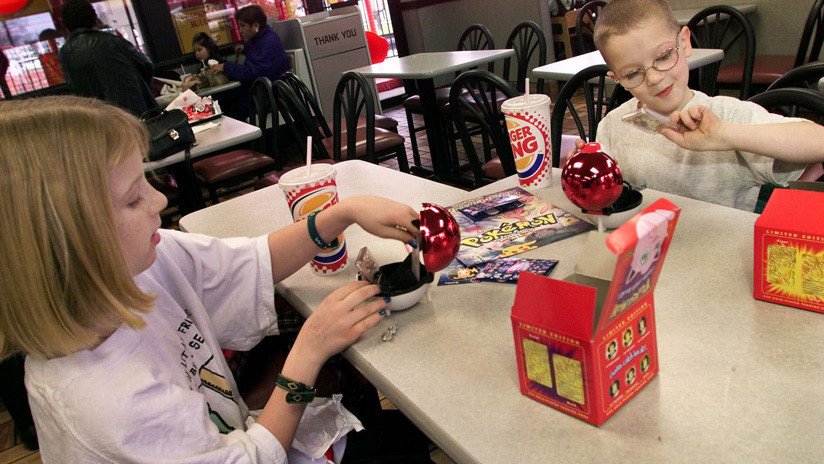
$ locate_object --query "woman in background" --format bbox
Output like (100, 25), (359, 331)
(211, 4), (288, 119)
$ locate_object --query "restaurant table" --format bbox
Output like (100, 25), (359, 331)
(532, 48), (724, 82)
(155, 80), (242, 107)
(348, 49), (515, 183)
(673, 3), (757, 26)
(179, 160), (824, 464)
(144, 115), (261, 213)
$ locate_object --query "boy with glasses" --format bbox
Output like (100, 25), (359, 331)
(587, 0), (824, 212)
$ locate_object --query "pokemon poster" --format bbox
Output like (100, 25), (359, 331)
(448, 187), (593, 268)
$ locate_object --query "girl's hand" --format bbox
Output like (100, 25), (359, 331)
(209, 63), (224, 74)
(343, 196), (419, 245)
(660, 105), (729, 151)
(291, 281), (387, 367)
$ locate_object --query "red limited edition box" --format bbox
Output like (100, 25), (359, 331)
(754, 188), (824, 314)
(511, 199), (680, 426)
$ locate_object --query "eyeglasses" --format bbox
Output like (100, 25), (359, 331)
(615, 34), (682, 89)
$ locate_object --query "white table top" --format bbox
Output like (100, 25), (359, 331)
(155, 81), (242, 107)
(532, 48), (724, 81)
(179, 160), (824, 464)
(673, 3), (757, 26)
(143, 116), (261, 171)
(348, 49), (515, 79)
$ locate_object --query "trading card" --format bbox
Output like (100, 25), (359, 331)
(622, 108), (678, 134)
(552, 353), (585, 404)
(474, 258), (558, 283)
(523, 338), (553, 388)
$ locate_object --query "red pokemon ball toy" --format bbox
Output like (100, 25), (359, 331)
(0, 0), (28, 14)
(561, 142), (623, 213)
(419, 203), (460, 273)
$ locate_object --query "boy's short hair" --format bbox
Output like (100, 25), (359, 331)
(0, 96), (154, 360)
(235, 4), (268, 30)
(593, 0), (680, 52)
(60, 0), (98, 32)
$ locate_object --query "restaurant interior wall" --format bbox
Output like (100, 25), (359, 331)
(668, 0), (810, 56)
(397, 0), (809, 89)
(399, 0), (543, 88)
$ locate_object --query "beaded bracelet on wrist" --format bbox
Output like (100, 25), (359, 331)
(275, 373), (316, 404)
(306, 210), (340, 249)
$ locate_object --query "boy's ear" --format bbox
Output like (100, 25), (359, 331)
(606, 70), (617, 81)
(680, 26), (694, 57)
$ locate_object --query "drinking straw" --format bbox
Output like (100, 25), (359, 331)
(597, 216), (605, 233)
(180, 64), (186, 76)
(304, 136), (313, 179)
(525, 77), (530, 101)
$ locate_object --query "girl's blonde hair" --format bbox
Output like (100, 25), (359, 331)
(0, 96), (155, 360)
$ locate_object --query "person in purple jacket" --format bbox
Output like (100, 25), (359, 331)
(210, 4), (288, 120)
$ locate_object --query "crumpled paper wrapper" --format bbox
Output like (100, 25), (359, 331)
(287, 394), (364, 464)
(164, 89), (203, 111)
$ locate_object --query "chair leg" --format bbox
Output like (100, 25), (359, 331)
(405, 108), (422, 168)
(208, 186), (220, 205)
(395, 145), (410, 173)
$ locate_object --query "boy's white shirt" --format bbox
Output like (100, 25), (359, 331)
(598, 90), (807, 212)
(25, 229), (287, 463)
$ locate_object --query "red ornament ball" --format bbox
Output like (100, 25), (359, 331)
(419, 203), (461, 273)
(561, 142), (624, 213)
(0, 0), (29, 15)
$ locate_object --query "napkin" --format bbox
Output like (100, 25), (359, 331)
(164, 89), (202, 111)
(288, 394), (363, 463)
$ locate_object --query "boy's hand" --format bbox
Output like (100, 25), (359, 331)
(660, 105), (729, 152)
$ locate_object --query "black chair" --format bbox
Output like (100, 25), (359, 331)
(274, 76), (407, 172)
(503, 21), (548, 94)
(747, 87), (824, 212)
(719, 0), (824, 91)
(575, 0), (607, 55)
(403, 23), (495, 170)
(280, 71), (399, 135)
(767, 60), (824, 91)
(191, 77), (278, 204)
(687, 5), (755, 100)
(449, 69), (519, 187)
(549, 64), (632, 168)
(327, 71), (409, 171)
(280, 71), (333, 139)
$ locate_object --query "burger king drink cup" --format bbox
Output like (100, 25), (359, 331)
(278, 164), (348, 275)
(501, 94), (553, 189)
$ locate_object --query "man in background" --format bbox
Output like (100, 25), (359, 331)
(59, 0), (156, 115)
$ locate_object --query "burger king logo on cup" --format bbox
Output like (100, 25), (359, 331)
(505, 114), (552, 189)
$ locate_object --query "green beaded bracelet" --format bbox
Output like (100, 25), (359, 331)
(275, 373), (316, 404)
(307, 210), (339, 249)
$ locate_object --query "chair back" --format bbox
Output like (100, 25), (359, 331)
(767, 61), (824, 91)
(458, 24), (496, 74)
(549, 64), (631, 168)
(249, 77), (282, 169)
(795, 0), (824, 67)
(272, 79), (332, 160)
(687, 5), (755, 99)
(503, 21), (547, 94)
(458, 23), (495, 51)
(449, 69), (519, 187)
(332, 71), (376, 163)
(747, 87), (824, 125)
(747, 87), (824, 212)
(281, 71), (332, 138)
(575, 0), (607, 54)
